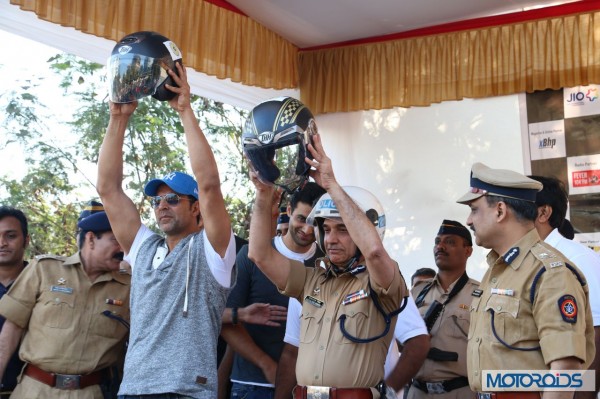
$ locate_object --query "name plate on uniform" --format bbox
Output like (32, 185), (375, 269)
(51, 286), (73, 294)
(305, 295), (324, 308)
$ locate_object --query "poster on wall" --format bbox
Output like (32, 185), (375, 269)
(522, 85), (600, 252)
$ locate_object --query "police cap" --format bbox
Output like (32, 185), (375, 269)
(438, 219), (472, 246)
(77, 211), (112, 233)
(456, 162), (542, 204)
(277, 207), (290, 225)
(77, 200), (104, 223)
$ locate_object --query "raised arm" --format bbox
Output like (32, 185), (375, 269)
(97, 101), (142, 253)
(306, 134), (397, 289)
(165, 63), (231, 256)
(247, 173), (293, 290)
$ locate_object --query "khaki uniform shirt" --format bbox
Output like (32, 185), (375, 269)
(412, 275), (480, 381)
(467, 229), (595, 392)
(281, 259), (407, 390)
(0, 253), (130, 399)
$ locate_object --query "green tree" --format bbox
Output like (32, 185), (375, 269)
(0, 53), (252, 258)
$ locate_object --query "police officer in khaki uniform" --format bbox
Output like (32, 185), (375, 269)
(408, 220), (479, 399)
(0, 210), (130, 399)
(248, 133), (407, 399)
(457, 163), (595, 399)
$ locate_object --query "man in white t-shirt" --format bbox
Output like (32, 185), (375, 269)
(530, 175), (600, 399)
(98, 63), (236, 398)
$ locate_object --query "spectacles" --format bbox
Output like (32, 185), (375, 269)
(150, 193), (191, 208)
(469, 187), (488, 195)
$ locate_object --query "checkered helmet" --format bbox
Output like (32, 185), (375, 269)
(242, 97), (318, 193)
(307, 186), (386, 252)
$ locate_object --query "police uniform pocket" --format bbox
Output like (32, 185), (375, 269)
(300, 305), (326, 344)
(444, 308), (470, 338)
(38, 291), (75, 329)
(91, 308), (130, 339)
(484, 295), (520, 344)
(334, 302), (369, 344)
(467, 296), (482, 340)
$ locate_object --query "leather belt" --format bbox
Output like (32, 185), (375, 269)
(412, 376), (469, 394)
(476, 392), (541, 399)
(24, 363), (105, 390)
(293, 385), (373, 399)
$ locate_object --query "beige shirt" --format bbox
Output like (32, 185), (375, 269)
(467, 229), (595, 391)
(282, 259), (407, 389)
(0, 253), (130, 375)
(412, 275), (480, 381)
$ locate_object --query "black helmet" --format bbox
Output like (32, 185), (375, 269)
(243, 97), (318, 193)
(107, 31), (182, 103)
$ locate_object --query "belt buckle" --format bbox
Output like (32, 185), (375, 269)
(477, 394), (493, 399)
(426, 382), (446, 394)
(306, 386), (330, 399)
(55, 374), (81, 390)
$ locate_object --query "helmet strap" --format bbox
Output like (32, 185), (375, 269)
(328, 248), (362, 275)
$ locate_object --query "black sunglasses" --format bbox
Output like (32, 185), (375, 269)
(150, 193), (191, 208)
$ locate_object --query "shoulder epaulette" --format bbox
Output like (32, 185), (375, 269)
(529, 243), (586, 304)
(530, 243), (565, 270)
(35, 254), (67, 262)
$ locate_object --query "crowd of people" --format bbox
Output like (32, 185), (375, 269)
(1, 54), (600, 399)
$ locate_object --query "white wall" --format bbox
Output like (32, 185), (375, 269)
(315, 95), (525, 282)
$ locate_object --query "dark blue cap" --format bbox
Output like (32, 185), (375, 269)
(77, 211), (112, 232)
(438, 219), (472, 246)
(277, 207), (289, 225)
(144, 171), (199, 199)
(78, 200), (104, 223)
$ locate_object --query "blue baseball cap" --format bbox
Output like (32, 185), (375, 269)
(144, 171), (199, 199)
(77, 211), (112, 232)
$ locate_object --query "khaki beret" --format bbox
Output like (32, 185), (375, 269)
(456, 162), (542, 204)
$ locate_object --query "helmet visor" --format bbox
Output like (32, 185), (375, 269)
(245, 138), (309, 194)
(107, 53), (169, 103)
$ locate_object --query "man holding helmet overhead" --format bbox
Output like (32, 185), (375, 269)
(98, 31), (236, 399)
(246, 126), (407, 399)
